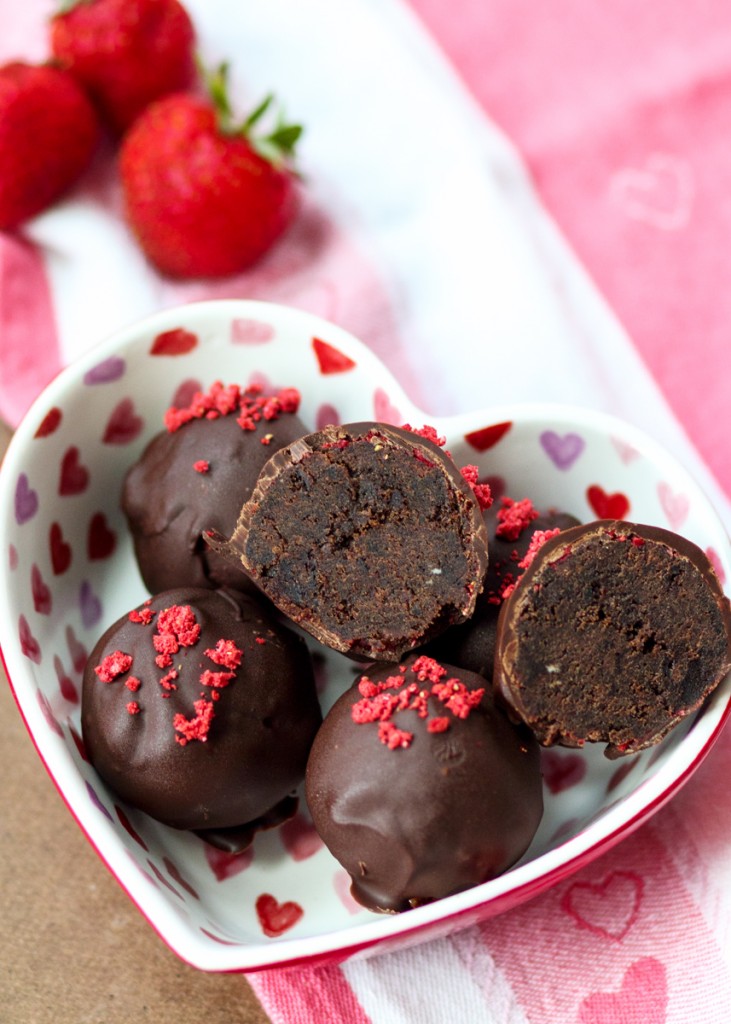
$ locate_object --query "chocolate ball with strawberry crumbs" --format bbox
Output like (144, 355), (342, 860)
(82, 588), (322, 840)
(121, 381), (307, 597)
(305, 655), (543, 913)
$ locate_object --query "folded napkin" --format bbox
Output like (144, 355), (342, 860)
(3, 1), (731, 1021)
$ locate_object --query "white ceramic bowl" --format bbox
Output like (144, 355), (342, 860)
(1, 299), (729, 972)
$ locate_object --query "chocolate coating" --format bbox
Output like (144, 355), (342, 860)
(208, 423), (490, 661)
(494, 520), (731, 757)
(305, 655), (543, 913)
(121, 390), (307, 595)
(82, 587), (322, 833)
(424, 503), (579, 679)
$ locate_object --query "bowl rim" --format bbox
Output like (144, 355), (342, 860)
(1, 298), (729, 972)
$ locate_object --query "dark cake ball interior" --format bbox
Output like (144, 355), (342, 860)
(214, 423), (489, 660)
(305, 655), (543, 913)
(495, 520), (731, 755)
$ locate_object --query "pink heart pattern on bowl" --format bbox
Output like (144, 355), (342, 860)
(1, 300), (728, 973)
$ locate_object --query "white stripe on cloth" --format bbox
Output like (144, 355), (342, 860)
(343, 929), (530, 1024)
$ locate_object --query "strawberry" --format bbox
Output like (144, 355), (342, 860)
(50, 0), (196, 135)
(0, 61), (99, 231)
(120, 64), (302, 278)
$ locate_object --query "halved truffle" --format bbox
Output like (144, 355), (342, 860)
(494, 520), (731, 757)
(208, 423), (490, 660)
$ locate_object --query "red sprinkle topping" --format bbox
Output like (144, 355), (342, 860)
(204, 639), (243, 669)
(495, 496), (539, 541)
(174, 699), (215, 745)
(129, 607), (155, 625)
(125, 676), (141, 692)
(126, 701), (141, 715)
(411, 655), (448, 683)
(159, 669), (178, 691)
(164, 381), (300, 434)
(631, 536), (646, 547)
(255, 637), (266, 645)
(460, 464), (493, 510)
(193, 460), (210, 473)
(95, 650), (133, 682)
(352, 657), (484, 749)
(200, 669), (236, 689)
(402, 423), (447, 448)
(157, 605), (200, 646)
(432, 679), (485, 718)
(378, 721), (413, 749)
(519, 529), (562, 570)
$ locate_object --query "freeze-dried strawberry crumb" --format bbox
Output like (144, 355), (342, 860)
(519, 529), (561, 570)
(427, 717), (450, 733)
(159, 669), (178, 691)
(432, 679), (484, 718)
(460, 465), (493, 509)
(164, 381), (300, 434)
(410, 656), (448, 683)
(95, 650), (132, 682)
(200, 669), (236, 689)
(351, 691), (401, 723)
(495, 497), (539, 541)
(255, 637), (266, 645)
(125, 676), (141, 692)
(156, 605), (200, 647)
(129, 607), (155, 625)
(174, 699), (215, 745)
(205, 639), (243, 669)
(193, 460), (210, 473)
(126, 701), (141, 715)
(378, 720), (413, 749)
(402, 423), (447, 448)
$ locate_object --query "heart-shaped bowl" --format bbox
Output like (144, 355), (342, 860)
(1, 299), (730, 972)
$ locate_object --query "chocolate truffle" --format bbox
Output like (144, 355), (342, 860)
(208, 423), (491, 661)
(424, 497), (579, 679)
(494, 519), (731, 757)
(82, 587), (322, 837)
(121, 381), (307, 595)
(305, 654), (543, 913)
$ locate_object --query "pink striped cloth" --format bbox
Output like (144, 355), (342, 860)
(3, 2), (731, 1021)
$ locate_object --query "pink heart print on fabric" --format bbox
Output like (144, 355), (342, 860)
(31, 564), (52, 615)
(540, 429), (585, 470)
(578, 956), (668, 1024)
(562, 870), (644, 941)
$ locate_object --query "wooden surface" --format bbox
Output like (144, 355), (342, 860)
(0, 423), (270, 1024)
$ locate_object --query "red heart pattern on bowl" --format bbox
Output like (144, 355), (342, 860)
(1, 300), (727, 973)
